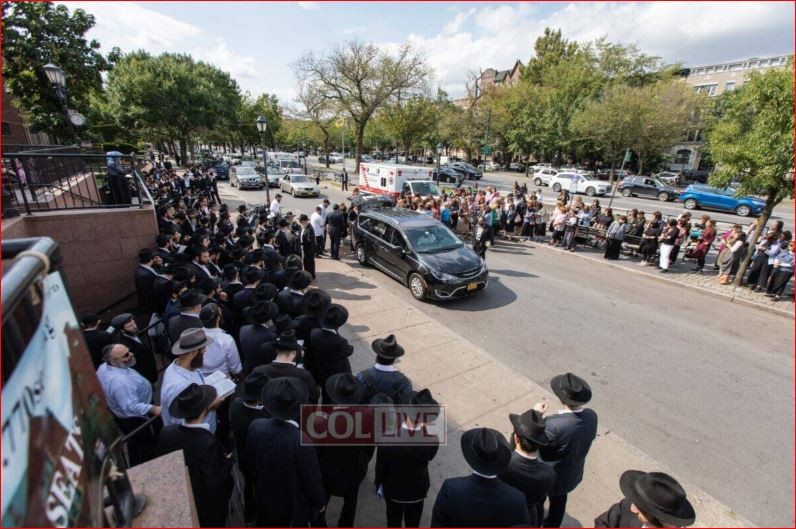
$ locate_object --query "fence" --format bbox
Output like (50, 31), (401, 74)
(1, 151), (148, 217)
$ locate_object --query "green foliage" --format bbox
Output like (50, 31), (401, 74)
(1, 2), (107, 140)
(522, 28), (579, 85)
(383, 97), (437, 154)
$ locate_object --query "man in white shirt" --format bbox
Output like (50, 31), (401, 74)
(270, 194), (283, 220)
(199, 303), (242, 377)
(319, 198), (330, 249)
(310, 206), (326, 256)
(97, 343), (160, 466)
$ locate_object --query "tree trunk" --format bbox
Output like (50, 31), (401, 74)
(637, 157), (644, 177)
(609, 159), (616, 186)
(178, 138), (188, 167)
(355, 123), (365, 175)
(733, 191), (778, 287)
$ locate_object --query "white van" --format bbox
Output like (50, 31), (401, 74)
(358, 163), (441, 197)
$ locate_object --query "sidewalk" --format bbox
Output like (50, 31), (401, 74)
(313, 257), (753, 528)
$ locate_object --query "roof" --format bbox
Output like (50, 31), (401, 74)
(361, 208), (437, 228)
(494, 70), (510, 82)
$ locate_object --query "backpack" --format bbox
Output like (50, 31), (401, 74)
(441, 208), (451, 223)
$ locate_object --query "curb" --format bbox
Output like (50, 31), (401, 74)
(504, 235), (793, 319)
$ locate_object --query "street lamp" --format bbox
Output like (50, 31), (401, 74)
(435, 143), (443, 184)
(43, 62), (78, 145)
(256, 115), (271, 203)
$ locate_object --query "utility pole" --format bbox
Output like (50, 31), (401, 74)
(608, 148), (632, 209)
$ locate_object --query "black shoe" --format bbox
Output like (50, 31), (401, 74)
(660, 269), (668, 273)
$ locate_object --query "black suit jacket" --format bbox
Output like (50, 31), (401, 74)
(431, 474), (530, 527)
(307, 328), (353, 400)
(276, 229), (299, 257)
(538, 409), (599, 495)
(276, 290), (304, 318)
(229, 396), (270, 477)
(134, 265), (159, 315)
(260, 362), (320, 404)
(167, 313), (203, 344)
(83, 329), (112, 369)
(239, 325), (277, 373)
(247, 418), (326, 526)
(326, 211), (346, 235)
(232, 287), (256, 323)
(376, 436), (439, 502)
(152, 275), (172, 315)
(315, 413), (370, 496)
(157, 425), (233, 528)
(301, 227), (315, 257)
(117, 333), (158, 384)
(192, 261), (215, 281)
(594, 498), (642, 528)
(499, 452), (557, 526)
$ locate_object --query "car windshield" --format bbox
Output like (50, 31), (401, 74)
(405, 224), (463, 253)
(240, 161), (257, 167)
(291, 175), (309, 183)
(580, 173), (596, 181)
(457, 162), (476, 171)
(410, 181), (442, 196)
(237, 168), (257, 177)
(280, 160), (300, 168)
(653, 178), (668, 187)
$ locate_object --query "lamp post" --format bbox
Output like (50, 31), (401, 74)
(435, 143), (443, 184)
(256, 115), (271, 203)
(43, 63), (78, 145)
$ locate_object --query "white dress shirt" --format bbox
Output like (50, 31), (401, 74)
(201, 327), (242, 376)
(310, 212), (325, 236)
(270, 199), (282, 217)
(160, 362), (216, 432)
(97, 363), (153, 418)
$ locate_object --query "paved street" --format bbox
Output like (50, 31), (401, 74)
(307, 158), (795, 227)
(220, 179), (794, 526)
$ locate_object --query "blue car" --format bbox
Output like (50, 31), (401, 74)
(678, 184), (766, 217)
(213, 162), (229, 180)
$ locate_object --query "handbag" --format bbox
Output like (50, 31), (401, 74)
(514, 213), (522, 224)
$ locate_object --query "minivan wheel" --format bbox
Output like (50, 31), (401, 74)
(356, 244), (369, 266)
(657, 192), (669, 202)
(534, 177), (543, 186)
(552, 183), (562, 192)
(735, 205), (752, 217)
(585, 187), (596, 197)
(621, 188), (632, 197)
(683, 198), (698, 210)
(408, 273), (427, 300)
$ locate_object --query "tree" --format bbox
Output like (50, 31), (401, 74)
(294, 80), (338, 168)
(706, 62), (794, 287)
(383, 97), (437, 157)
(293, 41), (431, 172)
(104, 51), (241, 165)
(522, 28), (579, 85)
(2, 2), (108, 141)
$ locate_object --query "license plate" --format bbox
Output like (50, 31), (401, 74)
(467, 282), (478, 291)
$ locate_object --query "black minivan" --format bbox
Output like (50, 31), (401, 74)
(353, 208), (488, 301)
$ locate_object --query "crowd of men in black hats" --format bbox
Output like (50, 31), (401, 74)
(81, 174), (698, 528)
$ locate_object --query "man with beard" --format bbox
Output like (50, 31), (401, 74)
(160, 328), (226, 433)
(97, 343), (161, 467)
(111, 313), (158, 384)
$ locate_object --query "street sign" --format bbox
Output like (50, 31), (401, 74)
(481, 145), (492, 155)
(624, 148), (633, 163)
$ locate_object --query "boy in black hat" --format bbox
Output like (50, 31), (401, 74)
(536, 372), (599, 528)
(299, 213), (317, 279)
(595, 470), (695, 528)
(157, 383), (233, 527)
(259, 331), (320, 403)
(356, 334), (413, 405)
(431, 427), (530, 527)
(500, 409), (556, 527)
(81, 313), (112, 368)
(167, 289), (206, 344)
(238, 301), (279, 374)
(307, 303), (353, 402)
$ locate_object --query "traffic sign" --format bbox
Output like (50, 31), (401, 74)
(481, 145), (492, 155)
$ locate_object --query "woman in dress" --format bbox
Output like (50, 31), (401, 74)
(604, 215), (629, 260)
(716, 225), (746, 284)
(691, 219), (716, 273)
(638, 220), (661, 266)
(658, 219), (679, 273)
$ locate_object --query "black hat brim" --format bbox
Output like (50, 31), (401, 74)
(508, 413), (550, 447)
(262, 377), (309, 421)
(169, 384), (217, 419)
(619, 470), (696, 527)
(325, 376), (365, 405)
(461, 428), (512, 476)
(550, 374), (592, 406)
(371, 338), (405, 359)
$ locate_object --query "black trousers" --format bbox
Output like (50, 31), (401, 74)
(755, 260), (773, 289)
(767, 269), (793, 295)
(386, 499), (424, 528)
(316, 235), (325, 254)
(115, 415), (160, 468)
(323, 483), (361, 527)
(304, 252), (316, 279)
(216, 397), (232, 452)
(330, 233), (342, 259)
(670, 243), (682, 264)
(604, 238), (622, 259)
(542, 494), (567, 528)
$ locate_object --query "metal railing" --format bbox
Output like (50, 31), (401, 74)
(1, 152), (146, 217)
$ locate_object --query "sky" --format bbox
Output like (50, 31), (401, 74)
(60, 1), (794, 105)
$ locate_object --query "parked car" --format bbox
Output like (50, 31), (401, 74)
(432, 166), (464, 184)
(230, 166), (264, 190)
(447, 161), (483, 180)
(653, 171), (682, 186)
(618, 176), (681, 202)
(239, 160), (258, 169)
(348, 192), (396, 212)
(318, 152), (344, 163)
(213, 162), (229, 180)
(596, 169), (633, 181)
(509, 162), (526, 172)
(279, 173), (320, 197)
(678, 185), (766, 217)
(353, 208), (488, 301)
(550, 172), (610, 196)
(361, 154), (375, 163)
(532, 167), (559, 187)
(484, 160), (501, 171)
(254, 165), (280, 188)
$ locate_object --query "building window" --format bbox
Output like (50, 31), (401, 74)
(1, 122), (10, 136)
(675, 149), (692, 165)
(694, 83), (718, 97)
(725, 81), (736, 92)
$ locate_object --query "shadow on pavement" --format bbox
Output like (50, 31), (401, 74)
(438, 275), (518, 312)
(488, 268), (538, 279)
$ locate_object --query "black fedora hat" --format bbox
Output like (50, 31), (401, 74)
(252, 283), (278, 303)
(371, 334), (404, 359)
(289, 270), (313, 291)
(110, 312), (134, 330)
(273, 330), (303, 352)
(319, 304), (349, 329)
(169, 383), (217, 419)
(242, 371), (270, 402)
(298, 213), (309, 221)
(509, 409), (550, 447)
(461, 427), (512, 476)
(179, 289), (207, 308)
(619, 470), (696, 527)
(407, 388), (440, 420)
(198, 276), (223, 294)
(171, 328), (215, 356)
(325, 373), (365, 405)
(243, 266), (265, 284)
(302, 288), (332, 317)
(229, 245), (245, 260)
(272, 313), (299, 333)
(550, 372), (592, 406)
(261, 377), (309, 421)
(245, 301), (279, 325)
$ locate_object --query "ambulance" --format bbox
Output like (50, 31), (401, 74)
(358, 162), (442, 198)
